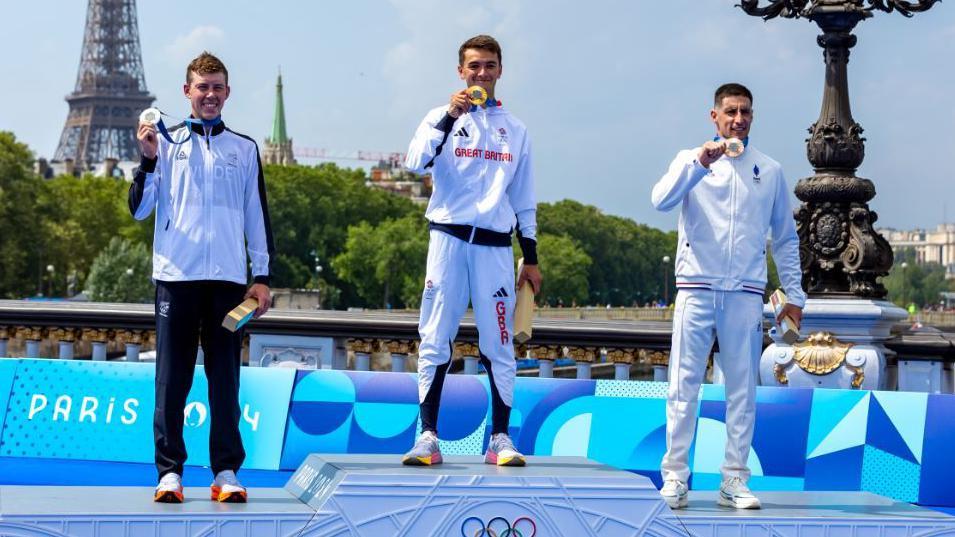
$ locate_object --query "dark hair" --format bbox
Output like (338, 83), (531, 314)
(714, 83), (753, 107)
(458, 35), (502, 65)
(186, 51), (229, 84)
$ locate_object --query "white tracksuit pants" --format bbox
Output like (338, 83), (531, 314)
(417, 230), (517, 433)
(661, 288), (764, 483)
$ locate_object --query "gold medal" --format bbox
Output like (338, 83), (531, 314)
(466, 85), (488, 106)
(725, 137), (745, 158)
(139, 107), (161, 125)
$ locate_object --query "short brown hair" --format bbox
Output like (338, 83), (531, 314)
(186, 51), (229, 84)
(714, 83), (753, 107)
(458, 35), (502, 65)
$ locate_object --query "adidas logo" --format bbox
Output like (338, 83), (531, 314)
(176, 150), (188, 160)
(492, 287), (508, 298)
(454, 127), (470, 137)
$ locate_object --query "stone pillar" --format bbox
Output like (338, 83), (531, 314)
(19, 327), (44, 358)
(607, 348), (636, 381)
(121, 330), (144, 362)
(531, 345), (561, 378)
(384, 340), (417, 373)
(53, 328), (78, 360)
(760, 298), (906, 390)
(83, 328), (112, 361)
(568, 347), (598, 380)
(349, 339), (374, 371)
(644, 349), (670, 382)
(456, 342), (480, 374)
(0, 326), (9, 357)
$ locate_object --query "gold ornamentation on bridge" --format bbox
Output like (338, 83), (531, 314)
(846, 363), (865, 389)
(82, 328), (112, 344)
(774, 363), (789, 385)
(0, 326), (11, 339)
(118, 329), (144, 345)
(347, 338), (375, 354)
(52, 327), (78, 342)
(606, 348), (635, 364)
(454, 342), (479, 358)
(530, 345), (561, 361)
(16, 326), (44, 341)
(568, 347), (598, 363)
(793, 332), (853, 375)
(385, 339), (417, 355)
(640, 349), (670, 366)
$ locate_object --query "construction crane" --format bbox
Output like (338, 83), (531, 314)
(293, 147), (405, 169)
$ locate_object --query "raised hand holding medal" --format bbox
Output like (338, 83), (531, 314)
(136, 107), (217, 156)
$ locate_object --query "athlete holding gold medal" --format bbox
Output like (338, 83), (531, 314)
(403, 35), (541, 468)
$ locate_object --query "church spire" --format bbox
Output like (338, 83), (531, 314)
(263, 67), (296, 165)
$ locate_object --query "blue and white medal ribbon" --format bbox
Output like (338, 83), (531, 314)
(139, 108), (220, 145)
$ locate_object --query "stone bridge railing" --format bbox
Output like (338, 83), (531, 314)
(0, 300), (952, 389)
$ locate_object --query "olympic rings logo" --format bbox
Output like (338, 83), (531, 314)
(460, 516), (537, 537)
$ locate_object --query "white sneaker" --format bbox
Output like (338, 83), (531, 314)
(660, 479), (688, 509)
(154, 472), (183, 503)
(718, 476), (760, 509)
(210, 469), (247, 503)
(484, 433), (526, 466)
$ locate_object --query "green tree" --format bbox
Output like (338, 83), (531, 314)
(332, 214), (430, 308)
(884, 249), (955, 308)
(537, 200), (677, 305)
(0, 132), (44, 298)
(86, 237), (154, 303)
(515, 233), (591, 306)
(264, 163), (421, 304)
(37, 174), (142, 296)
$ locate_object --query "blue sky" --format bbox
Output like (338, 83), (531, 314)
(1, 1), (952, 232)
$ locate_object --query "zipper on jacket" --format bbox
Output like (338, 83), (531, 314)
(726, 160), (739, 278)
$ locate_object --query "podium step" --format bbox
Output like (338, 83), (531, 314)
(1, 456), (953, 536)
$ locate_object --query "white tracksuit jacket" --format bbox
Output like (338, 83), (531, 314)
(652, 144), (805, 306)
(652, 141), (805, 483)
(128, 120), (274, 286)
(405, 103), (536, 425)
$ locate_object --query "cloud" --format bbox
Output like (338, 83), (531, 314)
(163, 25), (226, 63)
(381, 0), (525, 119)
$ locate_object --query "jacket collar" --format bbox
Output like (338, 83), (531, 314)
(189, 116), (226, 136)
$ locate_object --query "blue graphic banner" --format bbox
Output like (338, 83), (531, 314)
(279, 370), (955, 506)
(0, 359), (293, 470)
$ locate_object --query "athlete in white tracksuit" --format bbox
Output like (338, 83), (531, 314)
(651, 83), (805, 509)
(402, 36), (541, 467)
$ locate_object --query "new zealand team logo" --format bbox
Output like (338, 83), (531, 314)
(753, 164), (761, 184)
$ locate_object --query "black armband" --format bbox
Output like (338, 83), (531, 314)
(518, 236), (538, 265)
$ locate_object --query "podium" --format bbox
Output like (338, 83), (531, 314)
(1, 455), (953, 536)
(285, 454), (666, 536)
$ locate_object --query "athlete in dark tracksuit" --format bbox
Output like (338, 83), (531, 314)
(129, 116), (274, 497)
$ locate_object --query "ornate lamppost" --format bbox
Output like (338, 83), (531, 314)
(737, 0), (940, 389)
(738, 0), (938, 297)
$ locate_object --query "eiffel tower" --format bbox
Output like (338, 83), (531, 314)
(53, 0), (154, 170)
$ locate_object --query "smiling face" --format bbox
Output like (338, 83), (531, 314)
(458, 48), (502, 101)
(184, 71), (230, 120)
(711, 95), (753, 140)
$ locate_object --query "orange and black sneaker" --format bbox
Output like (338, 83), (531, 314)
(210, 469), (247, 503)
(154, 472), (184, 503)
